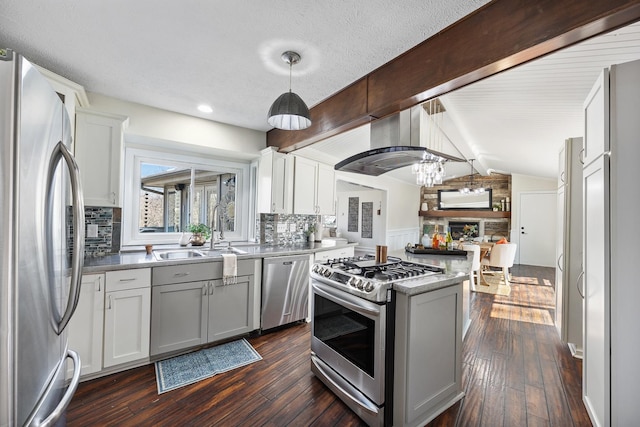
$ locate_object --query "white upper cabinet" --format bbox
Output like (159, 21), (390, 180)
(35, 65), (89, 149)
(582, 69), (609, 167)
(293, 156), (335, 215)
(257, 147), (293, 214)
(75, 108), (129, 207)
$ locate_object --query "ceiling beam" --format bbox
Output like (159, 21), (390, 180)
(267, 0), (640, 152)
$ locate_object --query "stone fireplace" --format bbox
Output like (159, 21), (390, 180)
(448, 220), (480, 240)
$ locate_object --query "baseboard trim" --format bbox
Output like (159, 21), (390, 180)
(568, 342), (583, 359)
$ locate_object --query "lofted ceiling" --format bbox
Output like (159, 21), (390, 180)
(295, 21), (640, 182)
(2, 3), (640, 183)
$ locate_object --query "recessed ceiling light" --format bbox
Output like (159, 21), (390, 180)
(198, 104), (213, 113)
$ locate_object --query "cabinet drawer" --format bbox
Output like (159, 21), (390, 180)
(153, 262), (222, 286)
(106, 268), (151, 292)
(152, 260), (256, 286)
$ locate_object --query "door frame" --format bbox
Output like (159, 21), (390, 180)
(516, 190), (557, 266)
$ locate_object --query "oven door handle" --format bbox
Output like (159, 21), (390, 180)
(312, 281), (381, 317)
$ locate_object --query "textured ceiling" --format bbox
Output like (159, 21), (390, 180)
(0, 0), (488, 131)
(3, 2), (640, 182)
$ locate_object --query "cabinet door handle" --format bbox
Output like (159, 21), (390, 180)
(111, 191), (116, 204)
(119, 278), (136, 282)
(208, 282), (214, 295)
(174, 272), (189, 277)
(560, 171), (565, 183)
(202, 284), (208, 296)
(97, 277), (101, 292)
(557, 254), (563, 272)
(107, 295), (112, 309)
(579, 148), (585, 165)
(576, 270), (585, 299)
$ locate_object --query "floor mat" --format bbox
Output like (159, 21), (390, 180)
(155, 338), (261, 394)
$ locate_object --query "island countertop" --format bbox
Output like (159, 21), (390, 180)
(387, 248), (471, 296)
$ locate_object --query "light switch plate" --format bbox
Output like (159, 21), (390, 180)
(289, 223), (297, 232)
(276, 223), (286, 233)
(87, 224), (98, 238)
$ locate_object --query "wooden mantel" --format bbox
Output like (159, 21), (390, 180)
(419, 210), (511, 219)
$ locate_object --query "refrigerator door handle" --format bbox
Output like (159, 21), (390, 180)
(36, 349), (82, 427)
(47, 141), (85, 334)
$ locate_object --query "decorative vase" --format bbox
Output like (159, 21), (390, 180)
(421, 234), (431, 247)
(179, 232), (190, 246)
(308, 232), (315, 243)
(190, 233), (206, 246)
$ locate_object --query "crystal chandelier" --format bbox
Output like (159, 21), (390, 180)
(412, 151), (446, 187)
(413, 98), (447, 187)
(459, 159), (485, 194)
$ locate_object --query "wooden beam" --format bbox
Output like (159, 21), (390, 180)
(267, 0), (640, 152)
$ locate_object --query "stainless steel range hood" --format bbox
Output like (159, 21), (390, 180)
(334, 106), (463, 176)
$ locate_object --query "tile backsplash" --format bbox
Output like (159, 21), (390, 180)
(259, 213), (320, 245)
(67, 206), (121, 257)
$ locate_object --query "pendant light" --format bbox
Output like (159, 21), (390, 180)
(459, 159), (485, 194)
(267, 51), (312, 131)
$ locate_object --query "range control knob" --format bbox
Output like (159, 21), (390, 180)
(356, 280), (365, 290)
(347, 277), (357, 287)
(322, 269), (332, 278)
(311, 265), (320, 274)
(364, 282), (375, 292)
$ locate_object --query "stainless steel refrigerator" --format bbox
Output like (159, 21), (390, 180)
(0, 49), (85, 426)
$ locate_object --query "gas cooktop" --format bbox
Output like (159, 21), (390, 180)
(311, 254), (444, 302)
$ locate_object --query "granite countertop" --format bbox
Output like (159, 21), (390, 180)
(82, 241), (358, 273)
(387, 248), (471, 296)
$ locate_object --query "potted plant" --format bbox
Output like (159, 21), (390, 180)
(304, 224), (317, 242)
(187, 223), (211, 246)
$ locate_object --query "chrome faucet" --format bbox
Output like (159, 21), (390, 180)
(210, 203), (225, 249)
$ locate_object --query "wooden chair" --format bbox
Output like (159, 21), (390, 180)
(480, 243), (517, 285)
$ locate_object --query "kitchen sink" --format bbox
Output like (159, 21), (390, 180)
(153, 249), (205, 261)
(203, 247), (248, 257)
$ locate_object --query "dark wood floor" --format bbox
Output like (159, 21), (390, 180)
(65, 265), (592, 426)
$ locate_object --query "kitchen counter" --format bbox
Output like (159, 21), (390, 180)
(82, 241), (358, 274)
(387, 248), (470, 296)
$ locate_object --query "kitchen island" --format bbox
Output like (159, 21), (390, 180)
(390, 249), (469, 427)
(311, 248), (471, 426)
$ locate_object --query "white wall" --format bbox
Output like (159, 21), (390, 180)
(511, 173), (557, 265)
(335, 171), (421, 251)
(336, 189), (385, 250)
(87, 93), (265, 160)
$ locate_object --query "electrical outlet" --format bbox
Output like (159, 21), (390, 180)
(87, 224), (98, 238)
(289, 223), (297, 232)
(277, 223), (286, 233)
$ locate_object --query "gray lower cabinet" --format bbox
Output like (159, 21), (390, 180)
(150, 261), (255, 357)
(393, 283), (464, 427)
(151, 280), (209, 356)
(208, 276), (254, 342)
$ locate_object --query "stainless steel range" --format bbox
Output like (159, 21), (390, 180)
(310, 254), (444, 426)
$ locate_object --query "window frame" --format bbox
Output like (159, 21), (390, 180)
(122, 144), (250, 247)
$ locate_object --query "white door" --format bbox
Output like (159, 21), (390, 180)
(518, 192), (556, 267)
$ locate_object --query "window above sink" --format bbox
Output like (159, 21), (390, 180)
(122, 141), (252, 247)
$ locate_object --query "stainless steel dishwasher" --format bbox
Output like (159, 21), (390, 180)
(261, 254), (310, 331)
